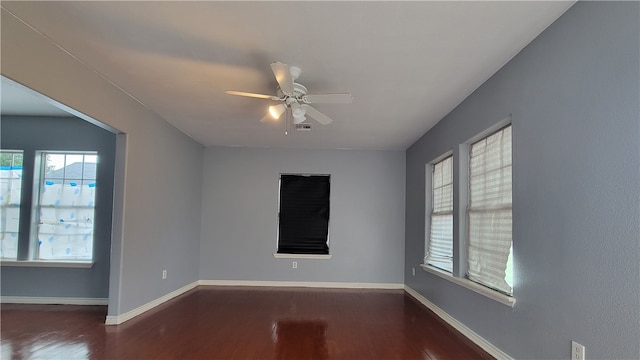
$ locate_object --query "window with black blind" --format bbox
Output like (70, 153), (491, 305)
(277, 174), (330, 255)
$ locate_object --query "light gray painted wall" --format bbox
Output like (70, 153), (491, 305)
(1, 10), (204, 316)
(405, 2), (639, 359)
(1, 116), (115, 298)
(200, 147), (405, 284)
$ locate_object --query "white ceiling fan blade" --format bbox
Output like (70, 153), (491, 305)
(226, 91), (279, 101)
(270, 62), (295, 95)
(304, 105), (334, 125)
(303, 94), (353, 104)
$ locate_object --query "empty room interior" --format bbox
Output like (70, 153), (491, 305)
(1, 1), (638, 359)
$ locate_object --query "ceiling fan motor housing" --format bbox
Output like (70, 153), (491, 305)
(277, 82), (308, 99)
(279, 82), (310, 123)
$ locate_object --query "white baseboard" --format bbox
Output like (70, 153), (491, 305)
(104, 281), (198, 325)
(1, 296), (108, 305)
(198, 279), (404, 289)
(404, 285), (513, 360)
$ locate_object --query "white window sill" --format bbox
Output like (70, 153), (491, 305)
(273, 253), (332, 260)
(420, 264), (516, 307)
(1, 260), (94, 268)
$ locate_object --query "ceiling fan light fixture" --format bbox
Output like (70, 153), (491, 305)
(291, 103), (306, 117)
(269, 104), (286, 119)
(290, 103), (307, 124)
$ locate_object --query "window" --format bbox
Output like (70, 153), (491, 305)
(420, 121), (514, 305)
(277, 174), (330, 255)
(33, 152), (97, 261)
(425, 155), (453, 272)
(1, 150), (24, 259)
(467, 125), (513, 295)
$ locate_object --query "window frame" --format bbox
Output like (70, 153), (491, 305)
(0, 150), (25, 260)
(0, 150), (99, 267)
(273, 173), (332, 260)
(420, 117), (515, 307)
(466, 124), (513, 295)
(31, 151), (98, 262)
(424, 152), (454, 273)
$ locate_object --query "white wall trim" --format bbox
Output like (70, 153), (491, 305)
(1, 296), (108, 305)
(1, 260), (94, 268)
(199, 280), (404, 289)
(104, 281), (198, 325)
(404, 285), (513, 360)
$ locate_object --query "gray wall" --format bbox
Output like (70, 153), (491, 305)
(200, 147), (405, 284)
(2, 9), (204, 316)
(2, 3), (638, 357)
(1, 116), (115, 298)
(405, 2), (639, 359)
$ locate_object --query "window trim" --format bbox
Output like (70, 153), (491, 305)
(1, 260), (94, 268)
(272, 253), (332, 260)
(275, 173), (331, 256)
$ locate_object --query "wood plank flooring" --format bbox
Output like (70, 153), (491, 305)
(1, 287), (493, 359)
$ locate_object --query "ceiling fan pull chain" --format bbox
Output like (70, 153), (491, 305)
(285, 109), (290, 136)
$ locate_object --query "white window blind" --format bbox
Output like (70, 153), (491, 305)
(467, 125), (513, 295)
(425, 156), (453, 272)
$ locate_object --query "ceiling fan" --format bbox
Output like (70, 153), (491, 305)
(226, 62), (353, 126)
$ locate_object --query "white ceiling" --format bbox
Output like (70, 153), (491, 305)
(1, 77), (71, 117)
(1, 1), (574, 150)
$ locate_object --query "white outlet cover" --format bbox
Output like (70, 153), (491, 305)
(571, 341), (585, 360)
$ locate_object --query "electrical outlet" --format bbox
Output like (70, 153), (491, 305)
(162, 270), (167, 279)
(292, 261), (297, 269)
(571, 341), (585, 360)
(412, 267), (416, 276)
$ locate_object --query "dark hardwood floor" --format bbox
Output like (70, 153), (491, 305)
(1, 287), (493, 359)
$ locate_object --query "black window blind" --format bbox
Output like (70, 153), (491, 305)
(278, 175), (330, 254)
